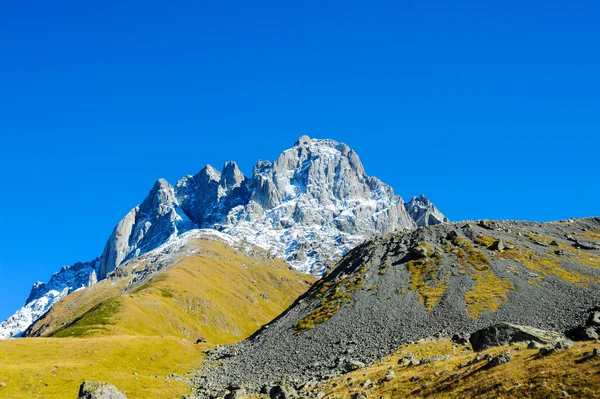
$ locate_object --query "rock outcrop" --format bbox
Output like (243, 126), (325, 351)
(77, 381), (127, 399)
(98, 178), (195, 279)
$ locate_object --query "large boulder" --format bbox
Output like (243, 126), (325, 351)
(565, 326), (599, 341)
(469, 323), (563, 352)
(77, 382), (127, 399)
(270, 384), (297, 399)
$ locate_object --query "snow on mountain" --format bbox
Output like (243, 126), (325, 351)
(98, 178), (196, 279)
(1, 136), (448, 338)
(0, 259), (99, 339)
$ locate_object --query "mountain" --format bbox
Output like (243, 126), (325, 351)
(0, 259), (99, 339)
(192, 217), (600, 396)
(1, 136), (446, 339)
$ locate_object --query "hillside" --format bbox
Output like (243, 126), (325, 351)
(26, 232), (314, 343)
(0, 232), (314, 398)
(310, 338), (600, 398)
(192, 217), (600, 396)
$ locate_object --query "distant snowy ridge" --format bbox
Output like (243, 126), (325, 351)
(1, 136), (447, 339)
(0, 259), (99, 339)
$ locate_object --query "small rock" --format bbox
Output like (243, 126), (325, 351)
(0, 382), (5, 387)
(345, 360), (366, 372)
(593, 348), (600, 357)
(195, 337), (207, 344)
(270, 384), (297, 399)
(225, 388), (247, 399)
(384, 370), (396, 381)
(350, 393), (367, 399)
(562, 391), (570, 397)
(528, 341), (543, 350)
(488, 351), (512, 367)
(361, 379), (373, 388)
(489, 240), (504, 251)
(410, 376), (419, 382)
(77, 382), (127, 399)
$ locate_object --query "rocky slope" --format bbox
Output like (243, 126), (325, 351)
(191, 217), (600, 397)
(1, 136), (445, 338)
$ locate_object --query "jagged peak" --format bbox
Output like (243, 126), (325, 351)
(220, 161), (245, 189)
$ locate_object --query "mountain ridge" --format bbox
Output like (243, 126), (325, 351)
(0, 136), (447, 339)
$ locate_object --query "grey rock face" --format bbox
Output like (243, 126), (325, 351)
(98, 178), (195, 278)
(405, 195), (449, 227)
(173, 137), (445, 275)
(77, 381), (127, 399)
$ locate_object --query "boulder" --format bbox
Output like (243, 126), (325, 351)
(469, 323), (562, 351)
(225, 388), (247, 399)
(587, 309), (600, 327)
(270, 384), (297, 399)
(384, 370), (396, 381)
(565, 326), (599, 341)
(488, 351), (512, 367)
(489, 240), (505, 251)
(344, 360), (366, 372)
(77, 382), (127, 399)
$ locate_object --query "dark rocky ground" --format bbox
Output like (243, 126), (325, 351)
(189, 217), (600, 398)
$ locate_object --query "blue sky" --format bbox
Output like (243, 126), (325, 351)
(0, 1), (598, 320)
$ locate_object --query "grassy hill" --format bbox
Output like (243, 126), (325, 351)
(0, 237), (314, 398)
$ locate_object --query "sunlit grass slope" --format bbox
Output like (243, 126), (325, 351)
(319, 339), (600, 399)
(0, 238), (315, 399)
(30, 239), (315, 343)
(0, 336), (207, 399)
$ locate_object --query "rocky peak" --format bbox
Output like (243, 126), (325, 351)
(405, 194), (449, 227)
(98, 178), (195, 279)
(220, 161), (245, 191)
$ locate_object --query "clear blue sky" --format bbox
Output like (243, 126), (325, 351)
(0, 1), (598, 320)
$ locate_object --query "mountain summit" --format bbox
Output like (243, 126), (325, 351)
(101, 135), (447, 276)
(0, 136), (446, 338)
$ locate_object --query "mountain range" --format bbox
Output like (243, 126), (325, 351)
(0, 136), (446, 339)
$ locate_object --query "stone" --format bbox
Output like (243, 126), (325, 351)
(488, 351), (512, 367)
(527, 341), (543, 350)
(270, 384), (297, 399)
(489, 240), (504, 251)
(384, 370), (396, 381)
(593, 348), (600, 357)
(77, 382), (127, 399)
(587, 310), (600, 327)
(345, 360), (366, 372)
(225, 388), (247, 399)
(565, 326), (599, 341)
(469, 323), (562, 351)
(410, 376), (419, 382)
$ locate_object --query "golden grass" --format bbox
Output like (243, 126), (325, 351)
(0, 335), (207, 399)
(407, 254), (448, 312)
(33, 239), (314, 344)
(318, 340), (600, 399)
(465, 270), (515, 319)
(496, 248), (596, 286)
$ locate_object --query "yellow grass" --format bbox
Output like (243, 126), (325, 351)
(0, 336), (207, 399)
(318, 340), (600, 399)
